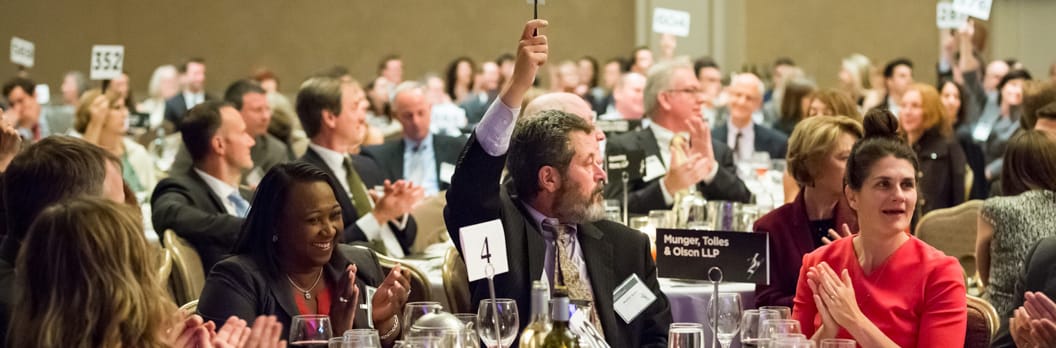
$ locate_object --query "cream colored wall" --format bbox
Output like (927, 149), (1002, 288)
(991, 0), (1056, 78)
(1, 0), (636, 97)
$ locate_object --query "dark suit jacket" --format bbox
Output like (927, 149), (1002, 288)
(361, 134), (467, 192)
(164, 93), (217, 125)
(913, 129), (967, 215)
(299, 148), (417, 255)
(603, 128), (751, 215)
(992, 237), (1056, 347)
(752, 191), (858, 308)
(0, 239), (17, 347)
(150, 169), (246, 270)
(459, 91), (497, 125)
(197, 244), (385, 340)
(711, 123), (789, 160)
(444, 134), (672, 348)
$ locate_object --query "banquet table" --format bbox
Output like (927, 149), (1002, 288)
(661, 278), (757, 348)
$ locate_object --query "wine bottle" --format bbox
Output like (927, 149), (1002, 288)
(541, 291), (580, 348)
(519, 281), (552, 348)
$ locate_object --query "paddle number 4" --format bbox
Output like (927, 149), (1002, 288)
(459, 219), (509, 281)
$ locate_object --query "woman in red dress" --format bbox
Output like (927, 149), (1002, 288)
(791, 109), (967, 347)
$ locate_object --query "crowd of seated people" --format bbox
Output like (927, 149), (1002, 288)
(2, 11), (1056, 348)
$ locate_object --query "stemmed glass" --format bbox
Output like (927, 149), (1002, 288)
(759, 306), (791, 319)
(820, 339), (856, 348)
(476, 298), (519, 348)
(740, 309), (765, 347)
(402, 301), (443, 339)
(761, 319), (802, 343)
(707, 293), (743, 348)
(668, 322), (705, 348)
(328, 329), (381, 348)
(289, 314), (333, 347)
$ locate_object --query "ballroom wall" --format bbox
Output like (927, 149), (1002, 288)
(2, 1), (1051, 100)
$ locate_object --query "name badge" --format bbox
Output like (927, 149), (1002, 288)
(613, 274), (657, 324)
(642, 155), (666, 182)
(439, 162), (456, 184)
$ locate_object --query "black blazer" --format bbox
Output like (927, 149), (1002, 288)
(197, 244), (385, 340)
(603, 128), (751, 215)
(444, 134), (672, 348)
(164, 93), (216, 125)
(913, 129), (967, 215)
(992, 237), (1056, 347)
(150, 169), (246, 270)
(361, 134), (467, 192)
(711, 123), (789, 160)
(299, 148), (417, 255)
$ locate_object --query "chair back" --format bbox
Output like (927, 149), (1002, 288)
(915, 200), (983, 275)
(370, 248), (432, 303)
(163, 230), (206, 305)
(179, 299), (199, 314)
(965, 295), (999, 348)
(156, 247), (174, 300)
(409, 192), (449, 254)
(442, 246), (471, 313)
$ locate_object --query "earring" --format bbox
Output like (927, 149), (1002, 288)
(272, 234), (278, 242)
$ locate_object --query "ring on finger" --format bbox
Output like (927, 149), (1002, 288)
(338, 297), (349, 303)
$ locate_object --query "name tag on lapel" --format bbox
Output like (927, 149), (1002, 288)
(613, 274), (657, 324)
(439, 162), (456, 184)
(642, 155), (666, 182)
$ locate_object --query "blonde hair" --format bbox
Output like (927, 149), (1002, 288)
(74, 88), (124, 134)
(908, 83), (950, 137)
(11, 197), (177, 348)
(806, 89), (862, 122)
(787, 116), (864, 186)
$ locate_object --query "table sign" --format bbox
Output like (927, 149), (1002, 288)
(458, 219), (509, 282)
(10, 37), (34, 67)
(937, 3), (968, 29)
(655, 228), (769, 284)
(953, 0), (992, 21)
(652, 7), (691, 37)
(606, 149), (644, 182)
(90, 45), (125, 80)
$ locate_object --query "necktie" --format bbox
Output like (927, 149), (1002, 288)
(228, 192), (250, 218)
(343, 156), (373, 218)
(406, 144), (426, 188)
(542, 218), (605, 338)
(733, 131), (743, 160)
(670, 133), (688, 165)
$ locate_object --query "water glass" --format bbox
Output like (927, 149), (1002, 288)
(740, 309), (765, 347)
(648, 210), (675, 229)
(454, 313), (482, 348)
(402, 301), (443, 339)
(771, 337), (815, 348)
(761, 319), (802, 341)
(604, 199), (622, 222)
(289, 314), (333, 347)
(668, 322), (705, 348)
(477, 298), (519, 348)
(328, 329), (381, 348)
(820, 338), (857, 348)
(707, 293), (743, 348)
(759, 306), (791, 319)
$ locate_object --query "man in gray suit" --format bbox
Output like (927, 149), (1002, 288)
(362, 81), (466, 196)
(172, 79), (292, 187)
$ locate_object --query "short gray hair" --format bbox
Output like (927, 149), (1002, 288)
(390, 80), (426, 105)
(643, 59), (693, 118)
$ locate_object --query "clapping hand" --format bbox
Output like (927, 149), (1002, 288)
(822, 223), (854, 245)
(329, 264), (362, 334)
(1011, 292), (1056, 348)
(808, 262), (865, 331)
(372, 180), (425, 224)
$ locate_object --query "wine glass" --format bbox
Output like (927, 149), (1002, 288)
(289, 314), (333, 347)
(740, 309), (765, 348)
(328, 329), (380, 348)
(770, 335), (815, 348)
(761, 319), (802, 342)
(402, 301), (443, 339)
(668, 322), (705, 348)
(476, 298), (519, 348)
(707, 293), (743, 348)
(820, 338), (857, 348)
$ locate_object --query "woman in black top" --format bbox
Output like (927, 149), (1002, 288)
(899, 83), (967, 215)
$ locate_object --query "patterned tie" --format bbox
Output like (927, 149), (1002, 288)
(542, 218), (605, 338)
(733, 131), (743, 161)
(342, 156), (373, 218)
(228, 192), (250, 218)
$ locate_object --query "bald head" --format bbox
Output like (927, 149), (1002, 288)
(727, 73), (764, 127)
(523, 92), (604, 143)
